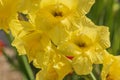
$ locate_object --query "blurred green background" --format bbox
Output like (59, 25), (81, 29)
(87, 0), (120, 55)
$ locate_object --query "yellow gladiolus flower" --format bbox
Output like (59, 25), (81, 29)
(35, 0), (95, 45)
(39, 0), (95, 15)
(101, 52), (120, 80)
(12, 13), (110, 79)
(35, 0), (95, 31)
(0, 0), (21, 32)
(12, 26), (72, 80)
(35, 47), (72, 80)
(58, 23), (110, 75)
(11, 20), (37, 55)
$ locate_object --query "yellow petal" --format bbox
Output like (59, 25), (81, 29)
(22, 31), (51, 62)
(36, 64), (58, 80)
(58, 42), (82, 57)
(0, 0), (3, 5)
(101, 53), (120, 80)
(0, 0), (21, 32)
(86, 44), (104, 64)
(97, 26), (111, 49)
(48, 24), (69, 45)
(9, 18), (23, 37)
(40, 0), (78, 10)
(80, 16), (95, 28)
(10, 20), (35, 55)
(19, 21), (35, 31)
(19, 0), (40, 13)
(35, 4), (70, 31)
(70, 27), (97, 47)
(19, 0), (41, 24)
(0, 0), (20, 16)
(10, 20), (29, 55)
(11, 29), (28, 55)
(35, 48), (72, 80)
(77, 0), (95, 15)
(12, 38), (26, 55)
(40, 0), (95, 15)
(72, 54), (93, 75)
(35, 9), (57, 31)
(53, 50), (72, 80)
(101, 52), (114, 80)
(107, 56), (120, 80)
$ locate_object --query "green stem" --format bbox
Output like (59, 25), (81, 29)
(4, 30), (34, 80)
(20, 55), (35, 80)
(90, 72), (96, 80)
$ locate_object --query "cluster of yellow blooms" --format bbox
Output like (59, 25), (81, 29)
(0, 0), (120, 80)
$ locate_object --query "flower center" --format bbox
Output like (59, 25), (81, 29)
(106, 74), (113, 80)
(77, 42), (86, 48)
(52, 11), (63, 17)
(49, 4), (70, 18)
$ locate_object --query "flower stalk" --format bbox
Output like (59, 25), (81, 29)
(90, 72), (96, 80)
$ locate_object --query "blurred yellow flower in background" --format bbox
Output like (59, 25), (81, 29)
(101, 52), (120, 80)
(0, 0), (41, 32)
(0, 0), (21, 32)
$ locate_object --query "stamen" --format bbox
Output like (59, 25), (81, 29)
(78, 43), (86, 47)
(53, 11), (63, 17)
